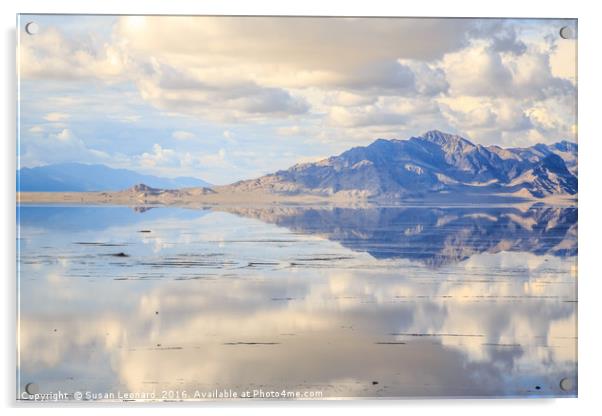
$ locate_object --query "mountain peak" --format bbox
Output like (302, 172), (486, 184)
(552, 140), (578, 153)
(365, 131), (474, 151)
(418, 130), (474, 147)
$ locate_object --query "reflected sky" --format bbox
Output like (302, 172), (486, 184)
(17, 204), (577, 400)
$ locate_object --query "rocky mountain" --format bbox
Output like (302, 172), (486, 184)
(228, 130), (577, 199)
(507, 154), (578, 198)
(18, 163), (211, 192)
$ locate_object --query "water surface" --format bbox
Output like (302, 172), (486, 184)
(17, 204), (577, 399)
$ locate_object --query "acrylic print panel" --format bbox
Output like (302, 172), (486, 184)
(16, 15), (578, 401)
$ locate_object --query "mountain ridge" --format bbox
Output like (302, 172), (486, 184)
(17, 162), (211, 192)
(226, 130), (577, 199)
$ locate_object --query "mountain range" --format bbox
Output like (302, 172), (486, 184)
(17, 131), (578, 200)
(227, 130), (577, 199)
(17, 163), (211, 192)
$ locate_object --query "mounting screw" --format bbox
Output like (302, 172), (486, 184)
(559, 26), (574, 40)
(25, 382), (39, 394)
(25, 22), (39, 35)
(559, 377), (574, 391)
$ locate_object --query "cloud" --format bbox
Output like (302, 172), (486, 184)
(139, 144), (178, 168)
(20, 128), (110, 167)
(328, 91), (377, 107)
(52, 128), (73, 142)
(114, 16), (473, 72)
(442, 41), (573, 100)
(171, 131), (196, 140)
(443, 43), (513, 97)
(442, 98), (532, 131)
(329, 105), (407, 128)
(135, 60), (310, 120)
(18, 16), (578, 179)
(550, 38), (577, 82)
(20, 16), (474, 124)
(398, 60), (449, 96)
(28, 126), (43, 134)
(300, 60), (417, 93)
(19, 26), (127, 82)
(127, 145), (236, 181)
(509, 50), (574, 99)
(490, 26), (527, 55)
(43, 112), (69, 122)
(525, 96), (576, 138)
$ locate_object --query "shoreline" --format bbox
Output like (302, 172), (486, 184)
(16, 191), (578, 208)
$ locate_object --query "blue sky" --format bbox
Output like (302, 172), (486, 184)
(18, 15), (577, 184)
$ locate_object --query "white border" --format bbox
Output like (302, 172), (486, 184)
(3, 1), (601, 415)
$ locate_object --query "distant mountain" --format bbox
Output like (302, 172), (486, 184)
(227, 130), (577, 199)
(17, 163), (211, 192)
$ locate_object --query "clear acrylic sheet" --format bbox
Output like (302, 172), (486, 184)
(16, 15), (578, 401)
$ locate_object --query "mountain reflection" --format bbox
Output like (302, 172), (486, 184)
(222, 204), (577, 266)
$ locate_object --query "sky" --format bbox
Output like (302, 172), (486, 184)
(18, 15), (577, 185)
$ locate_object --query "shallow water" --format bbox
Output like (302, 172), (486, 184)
(17, 204), (577, 400)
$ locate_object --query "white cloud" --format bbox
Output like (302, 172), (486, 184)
(442, 41), (573, 100)
(172, 130), (196, 140)
(135, 61), (310, 121)
(28, 126), (44, 134)
(139, 144), (178, 168)
(442, 98), (532, 132)
(20, 27), (127, 82)
(50, 129), (73, 142)
(443, 43), (513, 97)
(43, 112), (70, 122)
(20, 129), (110, 167)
